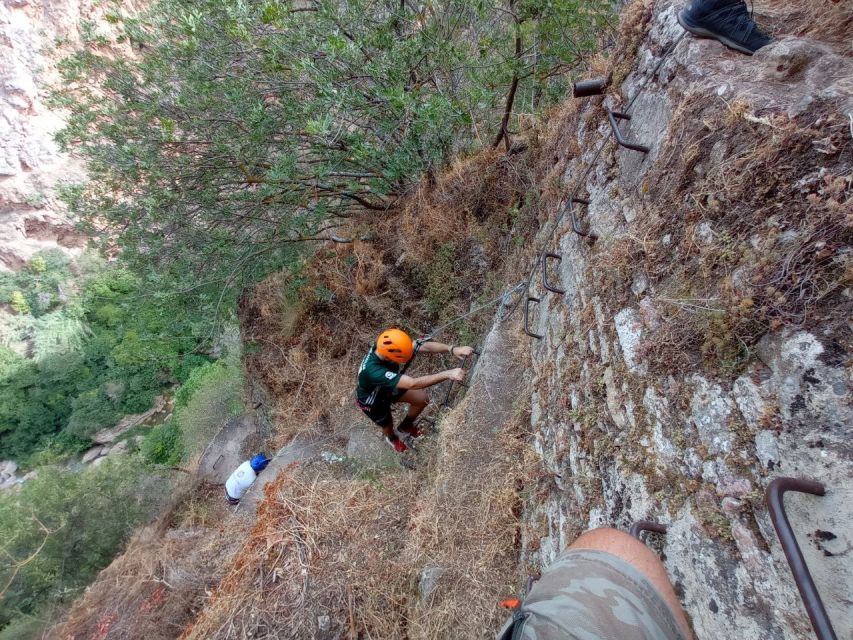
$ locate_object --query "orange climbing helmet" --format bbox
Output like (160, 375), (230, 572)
(375, 328), (413, 364)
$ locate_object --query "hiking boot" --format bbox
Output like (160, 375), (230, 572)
(386, 437), (407, 453)
(678, 0), (771, 55)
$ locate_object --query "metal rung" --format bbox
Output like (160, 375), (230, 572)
(766, 477), (837, 640)
(542, 253), (565, 294)
(629, 520), (668, 540)
(573, 77), (608, 98)
(524, 297), (543, 339)
(442, 344), (481, 408)
(607, 109), (649, 154)
(568, 197), (597, 240)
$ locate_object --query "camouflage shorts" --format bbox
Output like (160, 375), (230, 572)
(496, 549), (687, 640)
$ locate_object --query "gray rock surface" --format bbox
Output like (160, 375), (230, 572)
(517, 3), (853, 638)
(0, 0), (92, 270)
(0, 460), (18, 476)
(418, 566), (445, 602)
(198, 415), (262, 484)
(81, 446), (103, 464)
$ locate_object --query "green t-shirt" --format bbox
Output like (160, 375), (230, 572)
(356, 346), (402, 406)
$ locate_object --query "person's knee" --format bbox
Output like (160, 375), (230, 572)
(569, 527), (654, 560)
(411, 389), (429, 407)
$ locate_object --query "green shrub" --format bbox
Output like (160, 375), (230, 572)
(27, 256), (47, 274)
(65, 387), (121, 439)
(141, 419), (184, 466)
(0, 460), (170, 634)
(9, 291), (29, 315)
(173, 357), (243, 459)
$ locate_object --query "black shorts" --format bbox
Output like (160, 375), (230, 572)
(356, 387), (407, 427)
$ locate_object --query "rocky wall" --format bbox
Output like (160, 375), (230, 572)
(519, 2), (852, 638)
(0, 0), (100, 270)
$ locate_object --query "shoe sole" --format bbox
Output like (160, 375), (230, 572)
(677, 10), (756, 55)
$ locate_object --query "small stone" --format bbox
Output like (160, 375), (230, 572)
(803, 432), (823, 448)
(732, 376), (765, 429)
(716, 476), (751, 499)
(614, 308), (646, 374)
(720, 497), (743, 516)
(688, 375), (734, 455)
(754, 431), (780, 470)
(661, 234), (672, 245)
(317, 615), (331, 632)
(631, 272), (648, 296)
(695, 222), (714, 245)
(107, 440), (129, 456)
(419, 566), (445, 601)
(0, 461), (17, 476)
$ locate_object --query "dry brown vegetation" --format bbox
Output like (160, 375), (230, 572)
(758, 0), (853, 54)
(180, 464), (418, 639)
(50, 482), (239, 640)
(238, 141), (542, 451)
(589, 94), (852, 376)
(183, 320), (534, 640)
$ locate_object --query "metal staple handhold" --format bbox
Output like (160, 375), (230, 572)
(573, 77), (609, 98)
(766, 477), (837, 640)
(441, 346), (481, 408)
(568, 196), (596, 239)
(629, 520), (668, 540)
(542, 253), (566, 294)
(607, 108), (650, 153)
(523, 297), (544, 339)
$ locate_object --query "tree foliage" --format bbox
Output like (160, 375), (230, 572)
(0, 254), (219, 461)
(0, 460), (171, 635)
(55, 0), (612, 286)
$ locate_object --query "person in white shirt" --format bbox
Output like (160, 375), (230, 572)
(225, 453), (270, 504)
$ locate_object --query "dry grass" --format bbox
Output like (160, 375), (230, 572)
(589, 91), (852, 376)
(758, 0), (853, 54)
(402, 405), (531, 638)
(183, 319), (533, 640)
(181, 464), (419, 639)
(49, 483), (240, 640)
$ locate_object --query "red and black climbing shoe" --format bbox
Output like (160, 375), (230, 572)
(401, 424), (424, 439)
(678, 0), (771, 55)
(386, 437), (408, 454)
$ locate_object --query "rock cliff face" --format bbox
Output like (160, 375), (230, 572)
(520, 2), (851, 639)
(0, 0), (91, 270)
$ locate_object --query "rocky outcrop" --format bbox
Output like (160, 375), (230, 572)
(90, 394), (170, 444)
(0, 0), (97, 270)
(519, 2), (852, 639)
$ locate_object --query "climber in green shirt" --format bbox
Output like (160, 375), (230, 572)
(356, 328), (472, 453)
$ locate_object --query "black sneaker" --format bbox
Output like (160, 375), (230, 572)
(678, 0), (771, 55)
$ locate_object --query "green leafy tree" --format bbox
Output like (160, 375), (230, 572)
(0, 264), (218, 460)
(55, 0), (612, 290)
